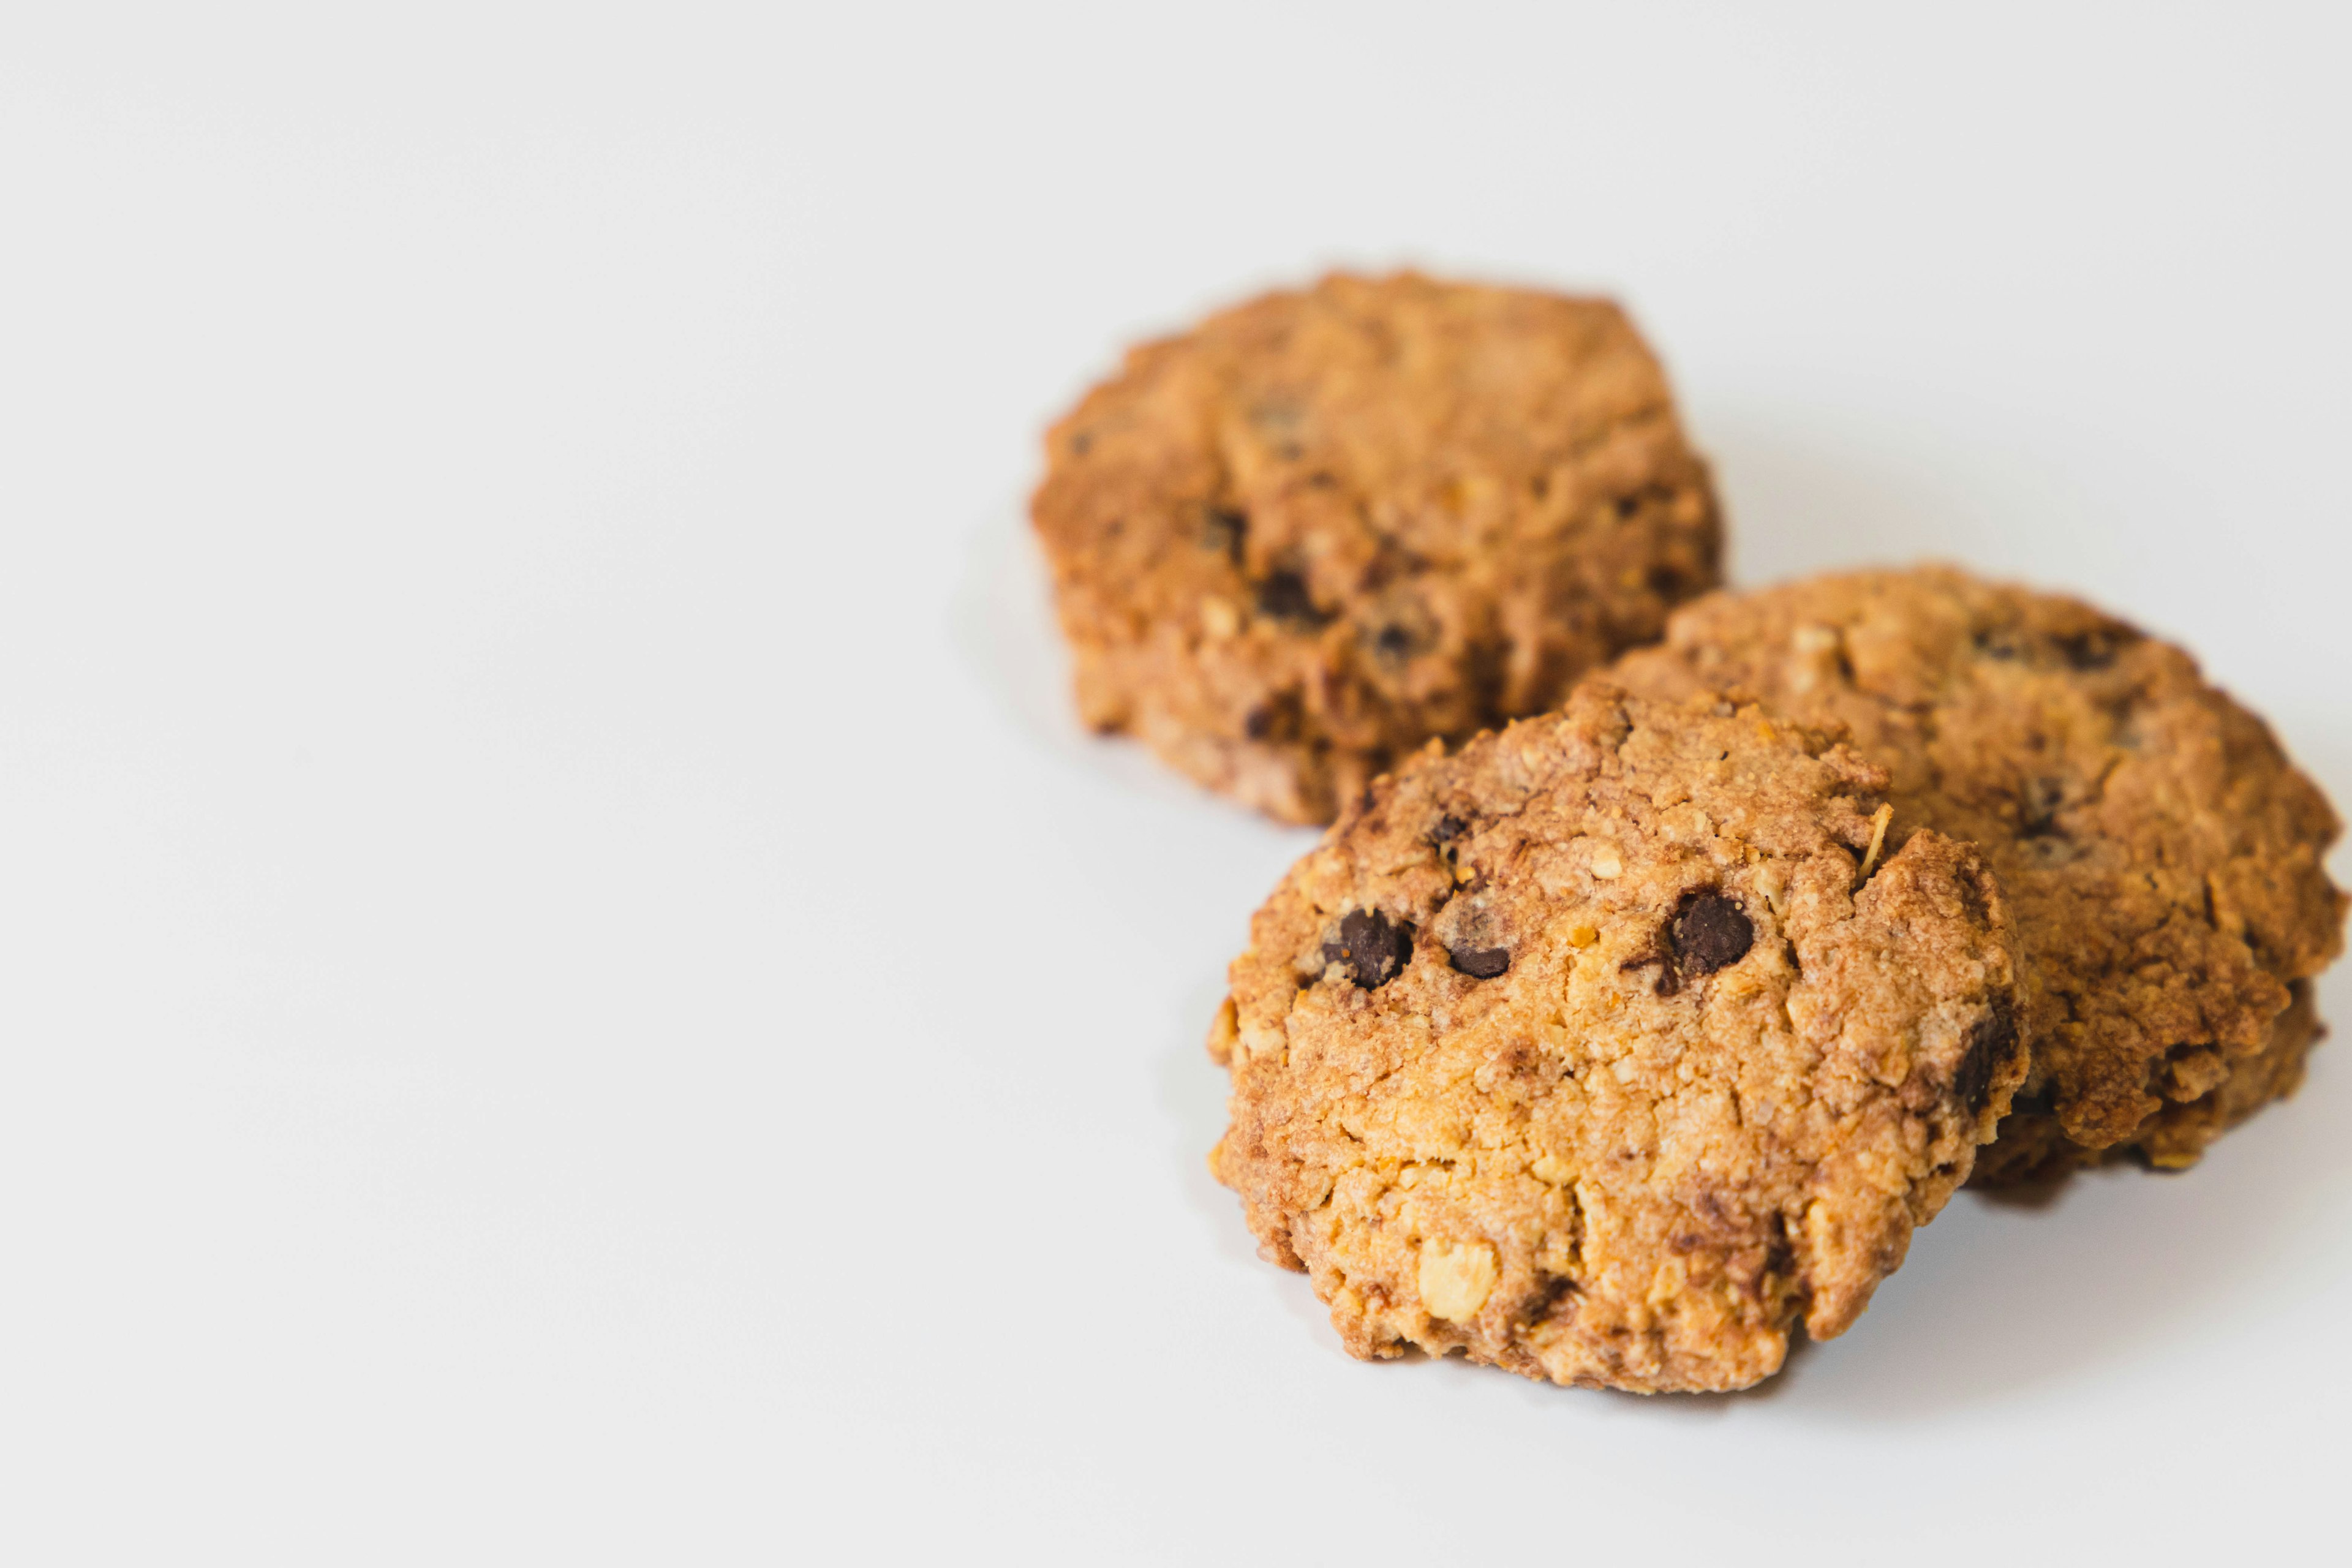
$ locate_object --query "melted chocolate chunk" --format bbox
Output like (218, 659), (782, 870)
(1429, 813), (1470, 845)
(1255, 570), (1333, 627)
(1953, 1001), (2016, 1114)
(1668, 891), (1752, 976)
(1321, 908), (1414, 989)
(1449, 943), (1510, 979)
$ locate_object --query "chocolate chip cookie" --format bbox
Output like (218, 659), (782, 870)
(1207, 686), (2023, 1392)
(1032, 272), (1722, 824)
(1608, 567), (2347, 1182)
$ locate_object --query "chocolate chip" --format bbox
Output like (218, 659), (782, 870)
(2056, 630), (2121, 670)
(2021, 775), (2067, 838)
(1429, 814), (1470, 845)
(1668, 891), (1752, 976)
(1615, 494), (1642, 518)
(1527, 1273), (1577, 1316)
(1953, 1001), (2016, 1114)
(1321, 908), (1414, 989)
(1254, 570), (1332, 627)
(1373, 624), (1414, 661)
(1202, 507), (1247, 561)
(1972, 627), (2026, 661)
(1243, 692), (1302, 742)
(1619, 951), (1680, 997)
(1449, 943), (1510, 979)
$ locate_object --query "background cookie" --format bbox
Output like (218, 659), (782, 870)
(1032, 272), (1722, 824)
(1608, 566), (2348, 1181)
(1208, 687), (2023, 1392)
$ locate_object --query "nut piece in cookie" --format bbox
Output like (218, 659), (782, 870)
(1031, 271), (1723, 824)
(1207, 687), (2024, 1393)
(1608, 565), (2348, 1180)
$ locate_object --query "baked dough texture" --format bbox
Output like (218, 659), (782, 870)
(1208, 686), (2023, 1392)
(1608, 567), (2347, 1180)
(1032, 272), (1722, 824)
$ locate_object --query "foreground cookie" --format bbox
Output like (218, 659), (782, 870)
(1610, 567), (2347, 1180)
(1033, 272), (1721, 824)
(1208, 687), (2022, 1392)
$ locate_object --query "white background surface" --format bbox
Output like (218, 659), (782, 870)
(4, 4), (2348, 1562)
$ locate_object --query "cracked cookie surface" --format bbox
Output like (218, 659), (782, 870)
(1208, 686), (2023, 1392)
(1608, 566), (2347, 1180)
(1031, 272), (1721, 824)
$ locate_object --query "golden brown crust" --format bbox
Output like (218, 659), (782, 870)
(1209, 687), (2022, 1392)
(1607, 566), (2348, 1177)
(1031, 272), (1722, 824)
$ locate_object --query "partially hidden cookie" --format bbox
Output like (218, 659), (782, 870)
(1608, 566), (2348, 1182)
(1207, 686), (2023, 1392)
(1032, 271), (1722, 824)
